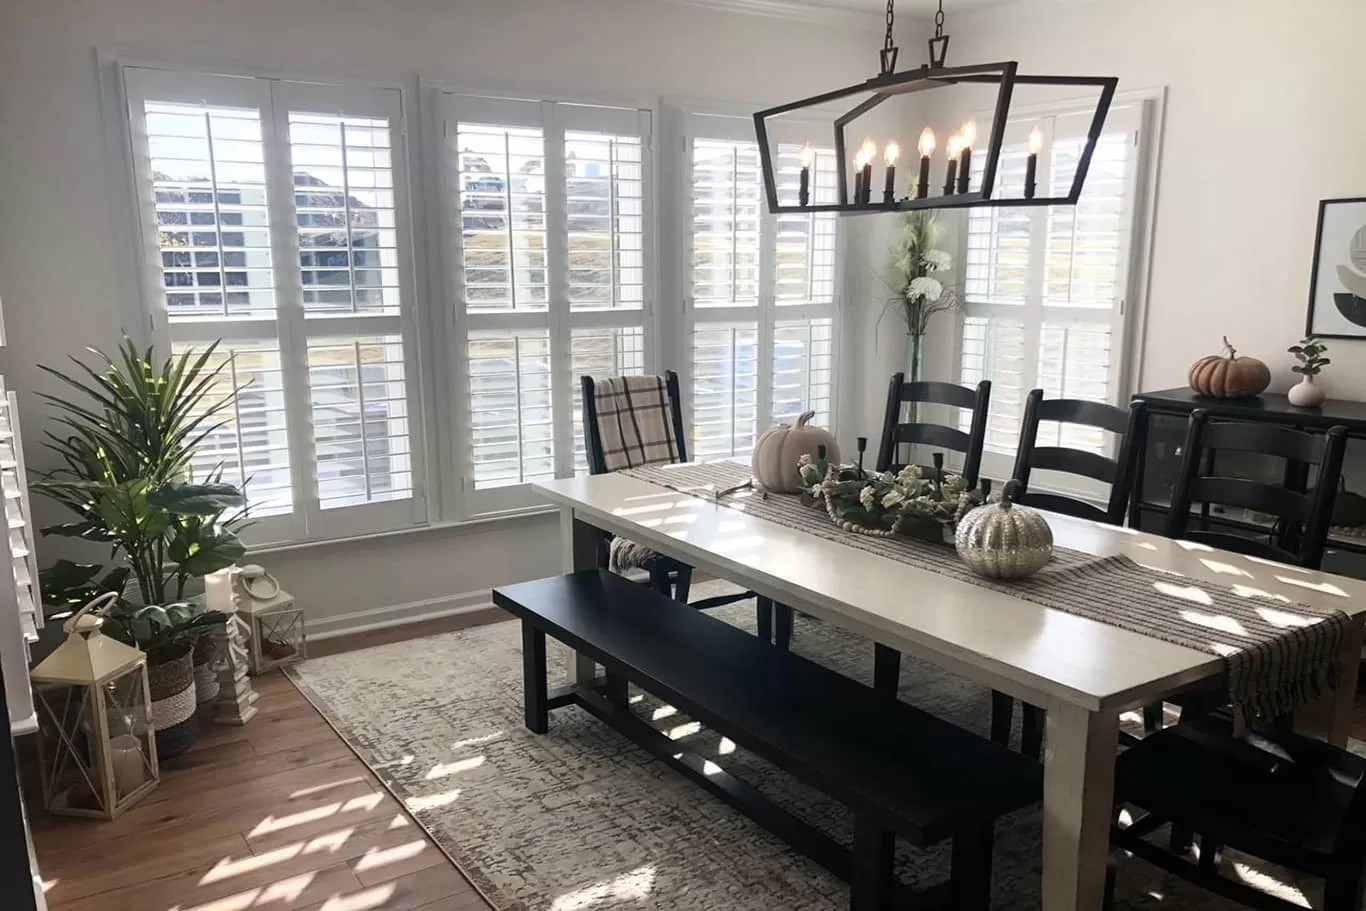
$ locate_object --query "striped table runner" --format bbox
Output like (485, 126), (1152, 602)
(622, 461), (1352, 721)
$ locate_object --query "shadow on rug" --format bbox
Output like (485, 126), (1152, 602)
(288, 584), (1330, 910)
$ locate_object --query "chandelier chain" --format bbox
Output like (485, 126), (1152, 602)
(934, 0), (945, 37)
(884, 0), (895, 52)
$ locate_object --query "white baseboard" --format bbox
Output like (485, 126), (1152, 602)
(307, 590), (502, 641)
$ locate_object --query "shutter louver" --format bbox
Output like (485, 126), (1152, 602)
(686, 120), (840, 460)
(960, 103), (1145, 473)
(0, 390), (39, 647)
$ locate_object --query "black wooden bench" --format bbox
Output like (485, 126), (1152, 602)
(494, 570), (1042, 910)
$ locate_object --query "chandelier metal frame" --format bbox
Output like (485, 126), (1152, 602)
(752, 0), (1118, 215)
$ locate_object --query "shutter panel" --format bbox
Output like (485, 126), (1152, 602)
(960, 102), (1146, 474)
(126, 69), (426, 542)
(685, 119), (841, 460)
(570, 326), (645, 474)
(0, 390), (39, 647)
(467, 330), (554, 490)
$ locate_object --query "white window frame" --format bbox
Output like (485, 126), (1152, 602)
(670, 105), (846, 457)
(121, 66), (428, 545)
(954, 89), (1164, 491)
(435, 89), (659, 518)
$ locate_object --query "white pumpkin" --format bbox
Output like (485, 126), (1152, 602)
(751, 412), (840, 493)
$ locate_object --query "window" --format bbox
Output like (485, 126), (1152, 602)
(123, 69), (425, 542)
(959, 100), (1150, 483)
(442, 95), (653, 515)
(684, 114), (839, 461)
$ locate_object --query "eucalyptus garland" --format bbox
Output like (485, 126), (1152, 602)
(797, 453), (983, 538)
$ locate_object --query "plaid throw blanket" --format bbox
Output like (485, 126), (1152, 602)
(592, 375), (681, 573)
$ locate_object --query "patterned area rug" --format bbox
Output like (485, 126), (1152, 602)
(288, 584), (1336, 910)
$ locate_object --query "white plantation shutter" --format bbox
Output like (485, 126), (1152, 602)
(959, 101), (1148, 483)
(0, 384), (40, 733)
(444, 95), (654, 514)
(684, 114), (840, 460)
(124, 68), (426, 543)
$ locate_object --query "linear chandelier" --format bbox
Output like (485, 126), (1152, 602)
(753, 0), (1118, 215)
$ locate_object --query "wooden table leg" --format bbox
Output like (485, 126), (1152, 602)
(561, 507), (600, 686)
(1042, 700), (1118, 911)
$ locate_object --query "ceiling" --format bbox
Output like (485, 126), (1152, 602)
(664, 0), (1022, 25)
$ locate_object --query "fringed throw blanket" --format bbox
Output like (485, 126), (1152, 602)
(622, 460), (1352, 723)
(593, 375), (682, 573)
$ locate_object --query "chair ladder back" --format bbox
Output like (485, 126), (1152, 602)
(1165, 411), (1349, 569)
(875, 372), (990, 486)
(580, 370), (688, 478)
(1012, 390), (1145, 526)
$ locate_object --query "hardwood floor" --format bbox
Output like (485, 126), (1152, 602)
(29, 608), (1366, 911)
(31, 611), (502, 911)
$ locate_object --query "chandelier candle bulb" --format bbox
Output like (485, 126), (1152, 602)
(916, 128), (935, 198)
(883, 141), (899, 204)
(1025, 125), (1043, 199)
(798, 143), (813, 207)
(859, 138), (877, 204)
(956, 119), (977, 195)
(944, 134), (962, 195)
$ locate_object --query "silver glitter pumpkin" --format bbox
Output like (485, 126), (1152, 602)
(954, 480), (1054, 579)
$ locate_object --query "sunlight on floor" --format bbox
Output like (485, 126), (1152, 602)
(176, 870), (318, 911)
(407, 788), (463, 812)
(668, 721), (701, 740)
(290, 776), (369, 800)
(550, 865), (657, 911)
(309, 883), (398, 911)
(352, 837), (430, 874)
(717, 736), (736, 755)
(424, 755), (487, 780)
(248, 792), (385, 839)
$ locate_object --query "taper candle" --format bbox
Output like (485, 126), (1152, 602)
(882, 141), (899, 204)
(944, 135), (962, 196)
(858, 138), (876, 205)
(798, 143), (813, 207)
(957, 120), (977, 195)
(1024, 125), (1043, 200)
(916, 128), (935, 198)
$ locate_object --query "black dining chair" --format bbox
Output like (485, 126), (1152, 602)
(1165, 411), (1348, 570)
(990, 392), (1150, 758)
(1106, 712), (1366, 911)
(870, 375), (990, 699)
(581, 371), (776, 626)
(875, 374), (991, 487)
(1140, 412), (1349, 751)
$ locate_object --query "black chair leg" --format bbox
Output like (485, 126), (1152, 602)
(756, 597), (774, 643)
(1142, 703), (1163, 734)
(604, 670), (629, 709)
(647, 561), (670, 596)
(949, 822), (994, 910)
(672, 566), (692, 604)
(1324, 862), (1366, 911)
(521, 622), (548, 734)
(873, 644), (901, 699)
(1169, 823), (1194, 856)
(1020, 704), (1045, 760)
(774, 604), (794, 652)
(1197, 836), (1222, 874)
(850, 815), (895, 911)
(989, 691), (1014, 746)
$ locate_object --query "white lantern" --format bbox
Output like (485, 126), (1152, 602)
(234, 568), (305, 676)
(30, 593), (158, 820)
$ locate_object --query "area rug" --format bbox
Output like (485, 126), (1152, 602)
(287, 584), (1334, 910)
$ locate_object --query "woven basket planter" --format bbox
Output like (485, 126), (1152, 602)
(148, 651), (198, 759)
(192, 633), (221, 705)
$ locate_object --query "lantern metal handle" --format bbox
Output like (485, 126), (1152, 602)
(62, 591), (121, 635)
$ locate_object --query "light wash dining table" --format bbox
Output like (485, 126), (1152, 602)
(535, 469), (1366, 910)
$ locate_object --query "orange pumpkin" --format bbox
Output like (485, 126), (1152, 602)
(1188, 337), (1270, 399)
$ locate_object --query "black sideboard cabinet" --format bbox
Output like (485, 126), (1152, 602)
(1131, 387), (1366, 580)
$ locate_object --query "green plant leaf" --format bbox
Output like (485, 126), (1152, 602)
(149, 482), (246, 516)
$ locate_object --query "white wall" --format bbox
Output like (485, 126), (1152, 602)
(918, 0), (1366, 396)
(0, 0), (880, 633)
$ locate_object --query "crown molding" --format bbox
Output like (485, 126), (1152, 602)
(657, 0), (885, 27)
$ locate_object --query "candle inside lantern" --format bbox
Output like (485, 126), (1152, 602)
(957, 119), (977, 195)
(916, 128), (935, 198)
(798, 142), (813, 207)
(944, 134), (962, 195)
(1024, 125), (1043, 200)
(882, 141), (899, 204)
(858, 138), (877, 204)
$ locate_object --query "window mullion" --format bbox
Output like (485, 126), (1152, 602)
(544, 102), (574, 479)
(265, 82), (316, 539)
(757, 190), (777, 430)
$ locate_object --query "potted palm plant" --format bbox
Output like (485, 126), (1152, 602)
(34, 339), (249, 757)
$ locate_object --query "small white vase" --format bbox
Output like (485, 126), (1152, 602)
(1288, 375), (1326, 408)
